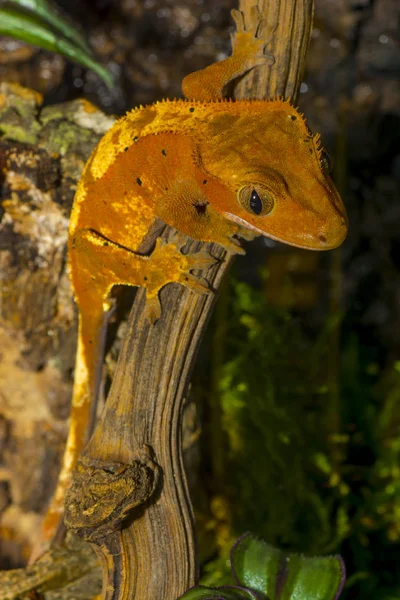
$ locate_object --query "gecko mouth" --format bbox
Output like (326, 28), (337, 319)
(224, 212), (283, 247)
(224, 211), (346, 250)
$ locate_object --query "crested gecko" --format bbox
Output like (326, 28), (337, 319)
(39, 8), (347, 546)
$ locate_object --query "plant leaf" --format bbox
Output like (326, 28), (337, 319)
(4, 0), (91, 53)
(230, 533), (346, 600)
(179, 585), (262, 600)
(0, 6), (114, 88)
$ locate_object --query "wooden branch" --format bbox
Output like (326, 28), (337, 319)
(64, 1), (315, 599)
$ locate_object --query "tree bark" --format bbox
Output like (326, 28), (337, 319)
(0, 84), (114, 598)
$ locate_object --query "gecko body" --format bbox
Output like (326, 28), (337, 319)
(38, 10), (347, 547)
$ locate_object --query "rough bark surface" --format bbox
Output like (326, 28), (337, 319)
(0, 83), (112, 597)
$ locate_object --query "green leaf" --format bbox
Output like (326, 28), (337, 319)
(0, 5), (114, 88)
(179, 585), (262, 599)
(4, 0), (91, 53)
(230, 534), (346, 600)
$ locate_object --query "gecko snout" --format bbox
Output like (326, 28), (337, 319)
(314, 212), (348, 250)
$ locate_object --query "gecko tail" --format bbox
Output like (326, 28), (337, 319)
(31, 306), (109, 560)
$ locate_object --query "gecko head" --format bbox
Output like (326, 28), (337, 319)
(200, 100), (348, 251)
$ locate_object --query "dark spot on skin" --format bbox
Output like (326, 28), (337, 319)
(189, 107), (195, 113)
(137, 177), (142, 186)
(193, 201), (208, 216)
(309, 149), (313, 154)
(290, 115), (297, 120)
(144, 276), (148, 281)
(103, 242), (109, 246)
(133, 136), (139, 142)
(165, 187), (169, 191)
(162, 149), (167, 156)
(203, 180), (207, 185)
(303, 139), (309, 142)
(319, 235), (327, 243)
(124, 147), (129, 152)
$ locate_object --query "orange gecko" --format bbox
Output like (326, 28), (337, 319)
(39, 9), (347, 545)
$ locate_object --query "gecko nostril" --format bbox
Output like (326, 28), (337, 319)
(319, 234), (327, 243)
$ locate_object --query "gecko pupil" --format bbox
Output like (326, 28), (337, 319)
(249, 190), (262, 215)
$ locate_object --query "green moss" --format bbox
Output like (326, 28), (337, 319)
(0, 84), (42, 144)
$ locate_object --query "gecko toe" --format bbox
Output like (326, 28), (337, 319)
(144, 294), (162, 324)
(224, 237), (247, 255)
(187, 248), (218, 270)
(180, 273), (213, 296)
(231, 8), (245, 32)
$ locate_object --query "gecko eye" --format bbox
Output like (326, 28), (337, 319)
(238, 184), (274, 216)
(320, 149), (334, 174)
(250, 190), (263, 214)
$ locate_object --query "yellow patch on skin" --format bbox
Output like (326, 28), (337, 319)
(89, 109), (157, 180)
(88, 126), (125, 180)
(68, 178), (87, 233)
(97, 190), (154, 250)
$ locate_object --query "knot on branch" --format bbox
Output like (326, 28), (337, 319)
(64, 449), (159, 543)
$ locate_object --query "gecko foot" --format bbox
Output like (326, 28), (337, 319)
(143, 241), (216, 323)
(184, 247), (219, 271)
(231, 6), (275, 67)
(179, 247), (218, 293)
